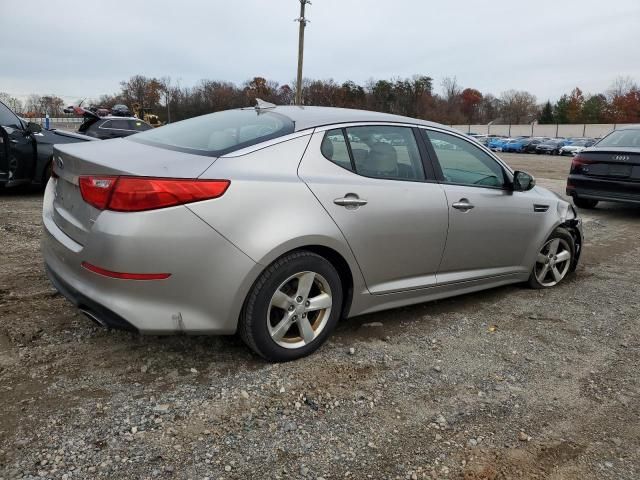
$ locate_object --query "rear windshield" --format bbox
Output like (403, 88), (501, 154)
(129, 109), (294, 156)
(596, 129), (640, 148)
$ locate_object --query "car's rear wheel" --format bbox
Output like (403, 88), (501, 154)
(239, 251), (343, 361)
(528, 228), (574, 289)
(573, 197), (598, 209)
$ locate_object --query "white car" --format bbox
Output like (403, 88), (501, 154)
(560, 140), (594, 156)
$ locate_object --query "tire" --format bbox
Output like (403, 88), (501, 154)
(239, 251), (343, 361)
(41, 158), (53, 189)
(528, 228), (575, 289)
(573, 197), (598, 209)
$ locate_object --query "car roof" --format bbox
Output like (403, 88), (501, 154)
(261, 105), (456, 133)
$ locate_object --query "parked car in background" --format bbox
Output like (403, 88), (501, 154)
(536, 139), (566, 155)
(560, 139), (595, 156)
(502, 138), (531, 153)
(522, 138), (549, 153)
(42, 105), (583, 361)
(0, 100), (95, 189)
(75, 109), (153, 140)
(566, 127), (640, 209)
(488, 137), (510, 151)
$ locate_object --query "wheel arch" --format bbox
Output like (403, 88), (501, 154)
(251, 239), (361, 320)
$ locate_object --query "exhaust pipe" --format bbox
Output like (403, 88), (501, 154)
(80, 308), (109, 328)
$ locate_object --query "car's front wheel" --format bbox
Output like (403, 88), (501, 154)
(528, 228), (575, 289)
(239, 251), (343, 361)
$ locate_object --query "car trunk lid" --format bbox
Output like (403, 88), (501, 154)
(51, 138), (217, 245)
(575, 149), (640, 180)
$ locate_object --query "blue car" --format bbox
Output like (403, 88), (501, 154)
(488, 137), (509, 151)
(502, 138), (529, 153)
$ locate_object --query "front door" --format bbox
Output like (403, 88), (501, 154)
(421, 128), (546, 284)
(0, 102), (35, 184)
(299, 125), (449, 294)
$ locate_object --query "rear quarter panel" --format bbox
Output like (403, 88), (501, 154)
(190, 134), (368, 308)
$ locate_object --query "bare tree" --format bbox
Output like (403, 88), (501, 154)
(607, 76), (638, 100)
(499, 90), (538, 124)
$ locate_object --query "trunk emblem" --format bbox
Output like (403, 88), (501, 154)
(613, 155), (629, 161)
(55, 156), (64, 170)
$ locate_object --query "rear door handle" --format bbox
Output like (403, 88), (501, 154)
(334, 194), (368, 209)
(452, 199), (474, 211)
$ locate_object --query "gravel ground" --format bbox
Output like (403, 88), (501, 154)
(1, 153), (639, 479)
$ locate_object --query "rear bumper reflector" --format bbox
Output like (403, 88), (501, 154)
(81, 261), (171, 280)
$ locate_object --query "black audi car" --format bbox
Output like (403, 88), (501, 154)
(566, 127), (640, 208)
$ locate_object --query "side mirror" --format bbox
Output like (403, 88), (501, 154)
(512, 170), (536, 192)
(26, 121), (42, 134)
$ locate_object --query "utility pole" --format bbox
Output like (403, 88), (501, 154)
(294, 0), (311, 105)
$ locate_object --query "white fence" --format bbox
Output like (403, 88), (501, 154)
(451, 123), (640, 138)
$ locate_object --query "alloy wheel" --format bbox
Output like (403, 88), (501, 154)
(534, 238), (572, 287)
(267, 271), (333, 349)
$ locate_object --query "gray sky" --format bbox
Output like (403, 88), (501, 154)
(1, 0), (639, 104)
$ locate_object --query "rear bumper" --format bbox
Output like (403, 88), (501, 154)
(45, 264), (138, 332)
(567, 175), (640, 204)
(41, 180), (261, 335)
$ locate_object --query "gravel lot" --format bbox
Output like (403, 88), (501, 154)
(1, 153), (639, 479)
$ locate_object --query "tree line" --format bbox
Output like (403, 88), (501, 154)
(2, 75), (639, 125)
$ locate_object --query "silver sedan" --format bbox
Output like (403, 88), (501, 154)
(42, 105), (583, 361)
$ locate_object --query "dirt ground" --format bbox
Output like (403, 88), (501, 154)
(1, 152), (639, 479)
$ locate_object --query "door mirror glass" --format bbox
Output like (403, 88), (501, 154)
(513, 170), (536, 191)
(26, 121), (42, 134)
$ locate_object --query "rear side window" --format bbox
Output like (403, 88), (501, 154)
(0, 102), (21, 128)
(321, 126), (426, 181)
(129, 120), (152, 131)
(321, 129), (353, 170)
(130, 109), (295, 156)
(102, 119), (131, 130)
(597, 129), (640, 148)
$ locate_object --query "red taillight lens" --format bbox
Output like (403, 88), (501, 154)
(79, 176), (230, 212)
(81, 262), (170, 280)
(571, 154), (593, 167)
(79, 176), (118, 209)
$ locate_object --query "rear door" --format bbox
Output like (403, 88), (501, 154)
(0, 102), (35, 183)
(299, 124), (449, 294)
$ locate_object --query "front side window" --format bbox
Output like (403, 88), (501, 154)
(424, 130), (505, 188)
(130, 109), (295, 156)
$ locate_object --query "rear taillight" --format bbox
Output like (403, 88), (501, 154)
(570, 154), (593, 173)
(79, 176), (230, 212)
(79, 176), (118, 209)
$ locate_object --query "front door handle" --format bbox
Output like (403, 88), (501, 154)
(334, 194), (368, 209)
(452, 198), (474, 212)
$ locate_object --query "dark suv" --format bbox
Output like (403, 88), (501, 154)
(79, 115), (153, 140)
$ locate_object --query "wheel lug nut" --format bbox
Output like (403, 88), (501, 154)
(305, 301), (310, 307)
(292, 315), (297, 320)
(288, 305), (295, 311)
(296, 296), (303, 303)
(302, 313), (306, 318)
